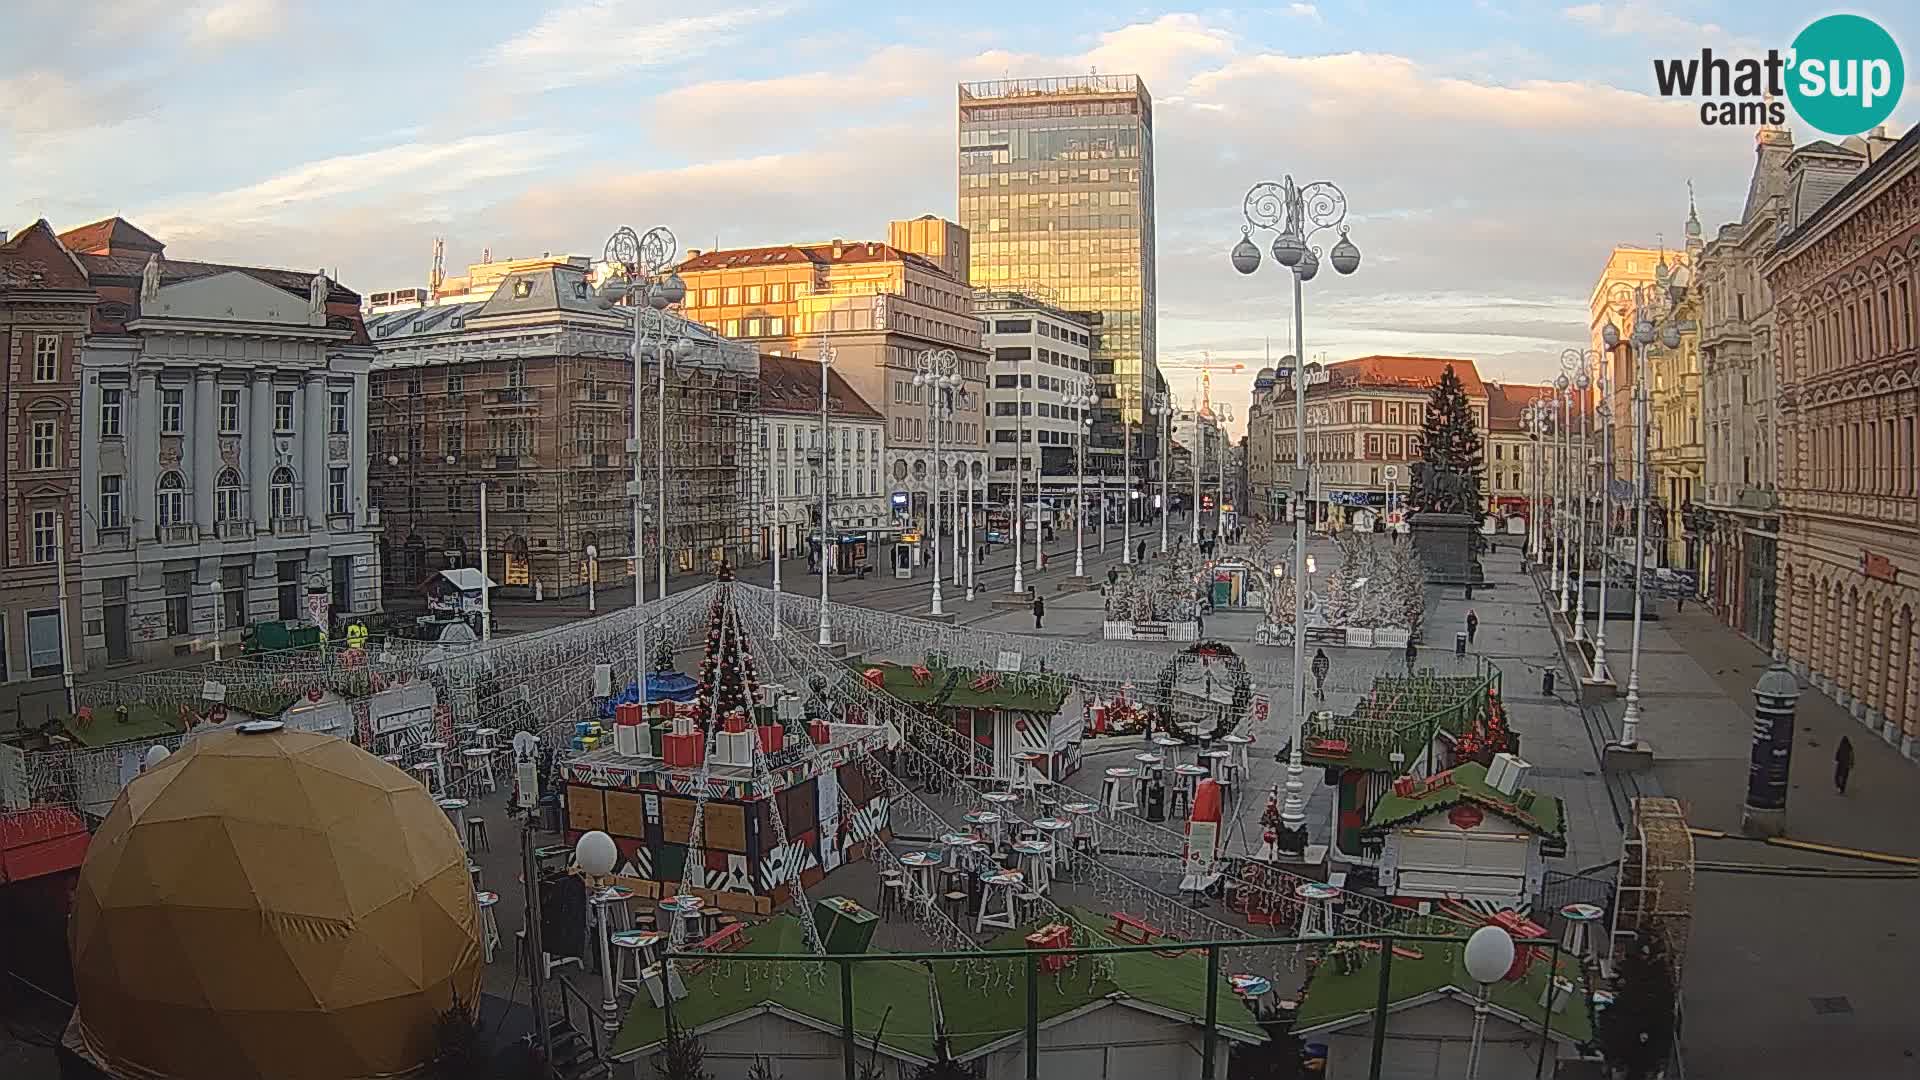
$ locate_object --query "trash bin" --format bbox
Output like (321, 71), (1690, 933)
(1455, 632), (1468, 657)
(1542, 669), (1556, 696)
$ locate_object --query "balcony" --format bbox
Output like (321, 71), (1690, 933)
(218, 519), (253, 541)
(484, 387), (540, 408)
(272, 517), (309, 538)
(159, 524), (197, 546)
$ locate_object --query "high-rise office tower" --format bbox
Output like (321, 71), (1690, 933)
(958, 75), (1160, 481)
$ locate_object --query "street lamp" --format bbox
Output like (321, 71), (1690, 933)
(1233, 174), (1360, 838)
(601, 224), (683, 701)
(1462, 925), (1516, 1080)
(965, 461), (978, 601)
(1562, 349), (1596, 642)
(1606, 283), (1677, 749)
(573, 829), (621, 1034)
(1213, 403), (1236, 543)
(815, 338), (837, 645)
(1553, 373), (1572, 613)
(1011, 345), (1028, 597)
(208, 578), (224, 663)
(914, 349), (961, 616)
(1149, 390), (1175, 554)
(585, 544), (598, 614)
(1067, 375), (1097, 579)
(767, 420), (783, 639)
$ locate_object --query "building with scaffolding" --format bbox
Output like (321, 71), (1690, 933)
(362, 253), (759, 601)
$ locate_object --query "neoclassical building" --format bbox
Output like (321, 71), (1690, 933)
(1766, 123), (1919, 761)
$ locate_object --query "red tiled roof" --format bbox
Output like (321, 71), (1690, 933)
(1484, 382), (1555, 432)
(759, 354), (883, 420)
(56, 216), (165, 256)
(0, 219), (92, 292)
(1327, 355), (1487, 396)
(681, 240), (943, 276)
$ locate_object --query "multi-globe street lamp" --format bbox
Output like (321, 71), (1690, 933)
(1602, 283), (1679, 750)
(1149, 390), (1175, 554)
(1232, 174), (1361, 837)
(1521, 400), (1546, 565)
(914, 349), (962, 617)
(600, 224), (685, 702)
(1553, 372), (1571, 615)
(1213, 403), (1236, 542)
(1067, 375), (1098, 579)
(1562, 349), (1596, 642)
(813, 338), (836, 645)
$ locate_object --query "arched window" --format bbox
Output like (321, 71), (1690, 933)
(156, 471), (186, 527)
(215, 468), (244, 522)
(270, 467), (297, 521)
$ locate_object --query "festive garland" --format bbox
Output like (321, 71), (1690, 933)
(1150, 641), (1253, 744)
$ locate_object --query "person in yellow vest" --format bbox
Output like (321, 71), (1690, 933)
(345, 621), (369, 652)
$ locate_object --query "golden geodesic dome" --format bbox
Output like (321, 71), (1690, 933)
(69, 725), (482, 1080)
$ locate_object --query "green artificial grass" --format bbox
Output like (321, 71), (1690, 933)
(1366, 761), (1565, 843)
(62, 704), (184, 747)
(1294, 937), (1593, 1045)
(852, 660), (1069, 714)
(612, 908), (1266, 1060)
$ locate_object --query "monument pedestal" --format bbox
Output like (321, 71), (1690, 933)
(1408, 512), (1482, 585)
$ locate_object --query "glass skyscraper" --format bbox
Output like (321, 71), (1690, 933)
(958, 75), (1159, 474)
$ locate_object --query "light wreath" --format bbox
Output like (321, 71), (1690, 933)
(1151, 641), (1253, 745)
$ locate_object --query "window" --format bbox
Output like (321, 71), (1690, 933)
(33, 335), (58, 382)
(221, 565), (247, 629)
(99, 475), (124, 528)
(219, 388), (241, 432)
(216, 468), (244, 522)
(30, 509), (57, 564)
(703, 289), (719, 306)
(330, 391), (350, 434)
(30, 419), (56, 470)
(445, 422), (464, 453)
(505, 482), (528, 510)
(331, 555), (353, 616)
(328, 467), (348, 515)
(271, 467), (298, 520)
(275, 390), (296, 431)
(161, 388), (183, 434)
(448, 373), (465, 395)
(769, 284), (784, 302)
(407, 372), (422, 396)
(746, 285), (763, 304)
(725, 287), (740, 305)
(166, 570), (192, 636)
(157, 471), (186, 527)
(100, 388), (123, 437)
(768, 317), (785, 336)
(277, 560), (302, 622)
(26, 609), (63, 677)
(724, 320), (739, 337)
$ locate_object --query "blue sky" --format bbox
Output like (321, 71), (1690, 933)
(4, 0), (1915, 427)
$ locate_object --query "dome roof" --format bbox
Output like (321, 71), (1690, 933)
(1254, 367), (1276, 384)
(69, 727), (480, 1080)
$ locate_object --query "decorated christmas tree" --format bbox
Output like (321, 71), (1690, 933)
(694, 580), (762, 726)
(1409, 363), (1485, 516)
(1597, 931), (1676, 1080)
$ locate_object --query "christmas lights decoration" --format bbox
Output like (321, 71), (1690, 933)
(1150, 643), (1254, 745)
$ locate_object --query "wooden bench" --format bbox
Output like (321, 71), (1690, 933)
(684, 921), (748, 974)
(1109, 912), (1163, 946)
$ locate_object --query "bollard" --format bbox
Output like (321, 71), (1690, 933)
(1541, 669), (1555, 696)
(1741, 661), (1801, 837)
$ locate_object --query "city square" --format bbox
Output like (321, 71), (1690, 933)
(3, 4), (1919, 1079)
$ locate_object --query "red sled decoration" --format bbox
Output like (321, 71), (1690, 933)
(910, 665), (933, 685)
(757, 724), (785, 755)
(662, 732), (705, 768)
(971, 673), (998, 692)
(807, 720), (831, 745)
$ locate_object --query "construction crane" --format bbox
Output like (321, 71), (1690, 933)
(1159, 352), (1246, 418)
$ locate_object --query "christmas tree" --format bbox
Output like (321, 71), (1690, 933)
(694, 582), (761, 726)
(1409, 363), (1485, 516)
(1597, 931), (1676, 1080)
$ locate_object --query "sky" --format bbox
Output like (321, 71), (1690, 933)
(4, 0), (1916, 434)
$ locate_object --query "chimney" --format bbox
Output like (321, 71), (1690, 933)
(0, 230), (8, 244)
(867, 242), (876, 255)
(686, 248), (702, 259)
(831, 238), (844, 259)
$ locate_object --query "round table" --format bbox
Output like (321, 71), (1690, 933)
(963, 810), (1004, 848)
(1059, 801), (1099, 816)
(1011, 839), (1050, 857)
(1229, 973), (1273, 998)
(1201, 749), (1234, 778)
(1031, 818), (1072, 866)
(460, 746), (496, 791)
(941, 832), (978, 869)
(1559, 902), (1605, 922)
(474, 727), (500, 749)
(1104, 767), (1139, 779)
(410, 761), (438, 791)
(1295, 882), (1339, 902)
(1133, 752), (1165, 770)
(435, 797), (468, 844)
(897, 850), (942, 905)
(983, 790), (1021, 805)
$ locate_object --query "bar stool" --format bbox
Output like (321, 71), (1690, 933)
(419, 741), (449, 792)
(474, 891), (501, 963)
(879, 872), (908, 921)
(897, 851), (941, 909)
(1060, 801), (1100, 854)
(1013, 751), (1048, 794)
(941, 889), (969, 926)
(976, 869), (1023, 932)
(610, 929), (664, 994)
(1153, 735), (1186, 770)
(1133, 752), (1164, 806)
(963, 809), (1003, 851)
(468, 860), (483, 892)
(461, 747), (496, 793)
(1170, 764), (1208, 817)
(1222, 733), (1254, 774)
(661, 893), (703, 948)
(1031, 817), (1073, 875)
(1295, 882), (1338, 938)
(437, 797), (469, 849)
(411, 761), (439, 794)
(1559, 902), (1605, 968)
(465, 816), (490, 852)
(1101, 767), (1139, 812)
(1011, 840), (1051, 894)
(475, 726), (500, 751)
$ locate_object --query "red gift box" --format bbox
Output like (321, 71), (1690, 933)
(1487, 912), (1545, 979)
(658, 700), (676, 719)
(662, 732), (705, 768)
(1025, 923), (1073, 973)
(1392, 775), (1417, 798)
(615, 702), (642, 727)
(807, 720), (831, 745)
(722, 712), (749, 734)
(756, 724), (785, 755)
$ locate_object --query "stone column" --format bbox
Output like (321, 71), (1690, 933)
(304, 373), (327, 528)
(350, 372), (369, 528)
(193, 370), (216, 532)
(1741, 661), (1800, 838)
(251, 373), (273, 530)
(135, 370), (160, 531)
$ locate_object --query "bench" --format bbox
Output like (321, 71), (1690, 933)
(1109, 912), (1162, 946)
(1131, 623), (1169, 640)
(683, 921), (748, 974)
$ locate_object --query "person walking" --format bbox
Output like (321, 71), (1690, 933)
(1835, 735), (1855, 795)
(1107, 565), (1119, 588)
(1311, 648), (1330, 702)
(1404, 638), (1418, 676)
(1465, 609), (1480, 646)
(1196, 608), (1206, 640)
(1031, 594), (1046, 630)
(1136, 538), (1146, 565)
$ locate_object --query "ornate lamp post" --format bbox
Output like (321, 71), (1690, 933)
(1232, 174), (1361, 838)
(1521, 401), (1542, 563)
(814, 338), (836, 645)
(1122, 415), (1135, 563)
(600, 225), (684, 699)
(1553, 373), (1572, 613)
(1214, 403), (1236, 541)
(1563, 349), (1596, 641)
(1068, 375), (1097, 579)
(1150, 390), (1174, 554)
(965, 461), (978, 601)
(914, 349), (961, 616)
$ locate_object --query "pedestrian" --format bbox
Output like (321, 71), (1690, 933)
(1835, 735), (1855, 795)
(1032, 594), (1045, 630)
(1107, 566), (1119, 587)
(1404, 638), (1418, 676)
(1136, 538), (1146, 564)
(1311, 648), (1330, 702)
(1466, 609), (1479, 646)
(1676, 594), (1686, 614)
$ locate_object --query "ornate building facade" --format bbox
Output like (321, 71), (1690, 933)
(0, 222), (91, 730)
(1766, 123), (1920, 761)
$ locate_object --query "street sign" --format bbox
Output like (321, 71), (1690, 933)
(1383, 465), (1399, 481)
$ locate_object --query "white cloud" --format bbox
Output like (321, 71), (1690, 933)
(0, 70), (131, 136)
(1284, 3), (1324, 22)
(189, 0), (285, 45)
(1563, 1), (1721, 39)
(492, 0), (791, 91)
